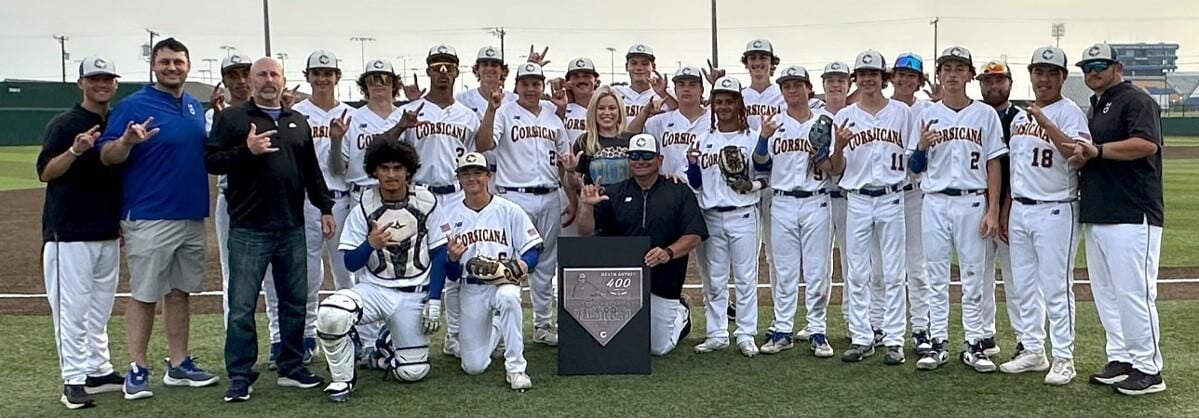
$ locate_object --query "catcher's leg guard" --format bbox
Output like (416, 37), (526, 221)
(386, 345), (430, 382)
(317, 289), (363, 383)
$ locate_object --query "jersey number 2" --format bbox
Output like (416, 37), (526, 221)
(970, 151), (981, 170)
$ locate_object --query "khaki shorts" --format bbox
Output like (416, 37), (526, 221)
(120, 219), (206, 303)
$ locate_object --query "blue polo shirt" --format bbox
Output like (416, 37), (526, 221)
(97, 84), (209, 220)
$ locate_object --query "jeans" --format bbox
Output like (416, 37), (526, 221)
(224, 226), (308, 383)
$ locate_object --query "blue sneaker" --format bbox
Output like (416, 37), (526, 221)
(223, 379), (253, 403)
(304, 337), (317, 364)
(278, 367), (324, 389)
(267, 342), (281, 371)
(122, 363), (153, 400)
(162, 356), (220, 387)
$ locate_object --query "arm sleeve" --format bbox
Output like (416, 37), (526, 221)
(908, 149), (928, 174)
(35, 116), (68, 177)
(204, 110), (254, 175)
(426, 246), (448, 299)
(592, 198), (613, 235)
(298, 120), (334, 214)
(686, 162), (703, 188)
(520, 247), (542, 272)
(1125, 96), (1163, 145)
(344, 239), (373, 272)
(446, 258), (463, 282)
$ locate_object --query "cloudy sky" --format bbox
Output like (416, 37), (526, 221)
(2, 0), (1195, 100)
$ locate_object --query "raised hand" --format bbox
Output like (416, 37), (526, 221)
(403, 73), (426, 101)
(397, 103), (428, 130)
(687, 142), (702, 165)
(550, 83), (569, 109)
(834, 119), (853, 150)
(1027, 103), (1052, 128)
(447, 234), (467, 262)
(702, 59), (727, 85)
(246, 122), (280, 155)
(281, 84), (300, 108)
(923, 80), (943, 102)
(527, 45), (551, 67)
(918, 119), (939, 150)
(120, 117), (160, 145)
(579, 181), (609, 206)
(650, 71), (669, 96)
(559, 150), (582, 172)
(72, 125), (101, 154)
(330, 109), (351, 140)
(368, 221), (393, 250)
(640, 97), (665, 118)
(210, 82), (226, 111)
(759, 110), (780, 139)
(486, 87), (504, 111)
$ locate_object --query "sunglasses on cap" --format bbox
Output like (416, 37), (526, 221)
(1080, 61), (1113, 74)
(627, 150), (658, 161)
(894, 55), (924, 73)
(981, 62), (1010, 75)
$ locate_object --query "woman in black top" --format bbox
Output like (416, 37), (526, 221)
(569, 86), (634, 188)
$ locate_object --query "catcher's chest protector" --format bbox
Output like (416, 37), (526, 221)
(359, 186), (437, 280)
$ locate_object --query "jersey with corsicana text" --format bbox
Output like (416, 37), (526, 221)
(438, 195), (543, 277)
(763, 109), (835, 192)
(1008, 98), (1091, 201)
(342, 106), (404, 187)
(695, 128), (762, 209)
(490, 101), (572, 188)
(910, 100), (1007, 193)
(292, 99), (358, 192)
(646, 108), (712, 178)
(832, 100), (916, 190)
(743, 84), (785, 131)
(398, 99), (481, 187)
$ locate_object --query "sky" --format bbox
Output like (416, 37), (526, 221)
(2, 0), (1196, 100)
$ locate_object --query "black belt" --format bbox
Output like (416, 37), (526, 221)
(933, 188), (985, 196)
(711, 205), (753, 213)
(500, 186), (557, 195)
(1014, 197), (1076, 205)
(328, 190), (349, 199)
(849, 183), (906, 197)
(395, 285), (429, 293)
(902, 184), (915, 192)
(774, 189), (825, 198)
(827, 189), (845, 199)
(418, 184), (459, 194)
(351, 184), (376, 193)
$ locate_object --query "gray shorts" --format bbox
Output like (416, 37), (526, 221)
(120, 219), (206, 303)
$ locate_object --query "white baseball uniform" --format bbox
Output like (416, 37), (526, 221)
(760, 110), (835, 336)
(1006, 98), (1090, 359)
(646, 108), (712, 179)
(457, 88), (518, 195)
(613, 85), (665, 120)
(342, 106), (405, 192)
(833, 100), (913, 348)
(912, 100), (1007, 344)
(742, 84), (785, 131)
(490, 101), (572, 330)
(693, 128), (762, 344)
(832, 179), (886, 336)
(439, 196), (543, 375)
(563, 102), (588, 142)
(903, 98), (932, 335)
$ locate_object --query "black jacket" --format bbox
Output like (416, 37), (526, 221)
(205, 100), (333, 230)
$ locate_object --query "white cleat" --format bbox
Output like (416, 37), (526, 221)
(738, 340), (760, 358)
(533, 327), (558, 347)
(1044, 358), (1076, 386)
(506, 372), (532, 392)
(693, 338), (729, 353)
(1000, 349), (1050, 374)
(795, 326), (812, 342)
(443, 333), (460, 358)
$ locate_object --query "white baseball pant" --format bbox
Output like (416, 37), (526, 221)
(844, 192), (907, 347)
(1086, 219), (1164, 375)
(769, 193), (834, 335)
(701, 206), (760, 344)
(832, 195), (884, 330)
(501, 190), (561, 330)
(43, 240), (120, 384)
(983, 237), (1018, 341)
(262, 197), (350, 342)
(433, 190), (468, 340)
(759, 192), (777, 316)
(650, 294), (690, 356)
(459, 283), (527, 375)
(316, 283), (429, 383)
(924, 193), (990, 344)
(348, 186), (383, 349)
(904, 187), (931, 334)
(1008, 200), (1079, 359)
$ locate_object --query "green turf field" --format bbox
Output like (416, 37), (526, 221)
(6, 302), (1196, 417)
(0, 146), (42, 191)
(1167, 136), (1199, 147)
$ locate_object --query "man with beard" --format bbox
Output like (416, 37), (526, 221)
(555, 57), (600, 142)
(977, 60), (1020, 360)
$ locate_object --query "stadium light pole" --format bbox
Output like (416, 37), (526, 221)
(350, 36), (376, 70)
(262, 0), (272, 56)
(930, 17), (939, 84)
(605, 47), (617, 81)
(485, 27), (507, 61)
(202, 58), (218, 84)
(220, 45), (237, 57)
(1052, 23), (1065, 48)
(52, 34), (68, 83)
(710, 0), (718, 67)
(275, 52), (288, 74)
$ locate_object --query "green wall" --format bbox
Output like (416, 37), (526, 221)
(0, 81), (144, 146)
(1163, 117), (1199, 137)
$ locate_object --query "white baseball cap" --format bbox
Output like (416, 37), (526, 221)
(476, 46), (503, 63)
(363, 58), (396, 75)
(712, 76), (743, 94)
(673, 65), (703, 82)
(1029, 46), (1069, 71)
(936, 45), (974, 68)
(221, 53), (253, 72)
(822, 61), (850, 77)
(776, 65), (810, 84)
(427, 44), (459, 63)
(1076, 43), (1118, 67)
(566, 57), (599, 76)
(853, 50), (886, 72)
(306, 50), (339, 70)
(743, 39), (775, 57)
(78, 56), (119, 79)
(456, 152), (490, 172)
(626, 43), (655, 61)
(627, 133), (660, 154)
(515, 62), (545, 80)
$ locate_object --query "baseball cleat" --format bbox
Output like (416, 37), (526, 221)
(122, 363), (153, 400)
(443, 333), (461, 358)
(916, 340), (950, 370)
(1089, 361), (1134, 385)
(1000, 348), (1050, 374)
(961, 342), (997, 373)
(810, 333), (834, 358)
(84, 372), (124, 394)
(738, 339), (760, 358)
(795, 326), (812, 342)
(1044, 358), (1076, 386)
(506, 372), (532, 391)
(883, 346), (905, 365)
(61, 384), (95, 410)
(872, 329), (885, 348)
(694, 338), (729, 353)
(840, 344), (875, 362)
(533, 326), (558, 346)
(1112, 369), (1166, 396)
(324, 379), (355, 403)
(979, 337), (1000, 357)
(759, 331), (794, 354)
(912, 330), (932, 355)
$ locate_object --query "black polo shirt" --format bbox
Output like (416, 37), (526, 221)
(592, 176), (708, 299)
(995, 104), (1020, 200)
(1080, 80), (1164, 226)
(36, 104), (122, 243)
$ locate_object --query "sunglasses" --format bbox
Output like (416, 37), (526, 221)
(627, 151), (658, 161)
(429, 63), (459, 74)
(895, 55), (924, 73)
(1080, 61), (1113, 74)
(982, 62), (1009, 75)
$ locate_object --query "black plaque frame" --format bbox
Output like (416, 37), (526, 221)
(557, 236), (651, 375)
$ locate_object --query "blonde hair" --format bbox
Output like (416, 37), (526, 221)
(581, 86), (627, 155)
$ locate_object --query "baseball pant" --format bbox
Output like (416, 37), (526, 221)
(904, 187), (931, 333)
(1008, 200), (1079, 359)
(43, 240), (120, 384)
(1087, 219), (1164, 375)
(759, 192), (777, 316)
(650, 294), (690, 356)
(435, 190), (468, 339)
(459, 283), (527, 375)
(348, 186), (383, 349)
(217, 192), (273, 331)
(262, 197), (350, 342)
(983, 237), (1018, 341)
(701, 206), (760, 343)
(501, 190), (561, 331)
(769, 194), (834, 335)
(317, 282), (430, 383)
(924, 193), (990, 344)
(833, 195), (885, 330)
(844, 192), (907, 347)
(225, 226), (307, 382)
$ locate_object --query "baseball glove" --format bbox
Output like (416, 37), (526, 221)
(465, 256), (527, 286)
(809, 114), (834, 164)
(718, 145), (753, 193)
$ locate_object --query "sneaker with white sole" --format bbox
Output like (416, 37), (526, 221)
(810, 333), (834, 358)
(795, 326), (812, 342)
(738, 339), (760, 357)
(1089, 360), (1133, 385)
(694, 338), (729, 353)
(223, 380), (253, 403)
(506, 371), (532, 391)
(916, 339), (950, 370)
(1113, 369), (1166, 396)
(1044, 357), (1076, 385)
(1000, 348), (1050, 374)
(533, 326), (558, 346)
(325, 377), (356, 403)
(759, 331), (793, 354)
(61, 384), (94, 410)
(278, 368), (324, 389)
(883, 346), (905, 365)
(961, 342), (997, 373)
(840, 344), (875, 362)
(979, 336), (1000, 357)
(912, 330), (932, 355)
(84, 372), (124, 395)
(122, 363), (153, 400)
(443, 333), (460, 357)
(162, 356), (220, 387)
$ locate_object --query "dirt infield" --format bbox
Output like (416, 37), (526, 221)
(3, 174), (1198, 315)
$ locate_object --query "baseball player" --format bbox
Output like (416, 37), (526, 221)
(315, 139), (448, 402)
(556, 57), (601, 142)
(38, 56), (125, 409)
(908, 46), (1007, 372)
(685, 76), (766, 357)
(441, 152), (543, 391)
(456, 46), (516, 117)
(889, 52), (933, 353)
(977, 60), (1021, 360)
(475, 62), (571, 346)
(751, 65), (836, 357)
(641, 66), (711, 179)
(614, 44), (676, 119)
(830, 50), (911, 365)
(996, 46), (1090, 385)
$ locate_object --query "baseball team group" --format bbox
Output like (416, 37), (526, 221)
(38, 33), (1166, 410)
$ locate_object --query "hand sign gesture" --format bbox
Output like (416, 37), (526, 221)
(368, 221), (393, 250)
(402, 73), (426, 101)
(686, 142), (702, 165)
(120, 117), (160, 145)
(650, 71), (669, 96)
(759, 110), (780, 139)
(702, 59), (726, 85)
(281, 84), (300, 108)
(447, 234), (467, 262)
(330, 109), (351, 140)
(398, 103), (427, 130)
(550, 84), (569, 109)
(246, 122), (280, 155)
(210, 82), (226, 111)
(559, 150), (582, 171)
(922, 80), (943, 102)
(73, 125), (101, 153)
(486, 87), (504, 111)
(1027, 103), (1052, 128)
(834, 119), (853, 150)
(640, 97), (664, 118)
(579, 181), (609, 206)
(918, 119), (939, 150)
(527, 45), (551, 67)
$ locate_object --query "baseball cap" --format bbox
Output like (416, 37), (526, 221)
(673, 66), (703, 82)
(627, 133), (660, 154)
(712, 76), (743, 94)
(626, 43), (655, 61)
(776, 65), (810, 84)
(566, 57), (599, 77)
(853, 50), (886, 72)
(363, 59), (396, 75)
(1029, 46), (1069, 71)
(743, 39), (775, 57)
(306, 50), (339, 70)
(427, 44), (459, 64)
(456, 152), (490, 172)
(822, 61), (850, 78)
(893, 52), (924, 74)
(515, 62), (545, 80)
(221, 53), (253, 72)
(936, 45), (974, 68)
(476, 46), (503, 63)
(976, 60), (1012, 80)
(1076, 43), (1118, 67)
(78, 56), (119, 79)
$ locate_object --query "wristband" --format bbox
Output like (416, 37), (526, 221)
(67, 146), (83, 157)
(663, 247), (675, 260)
(1096, 144), (1104, 160)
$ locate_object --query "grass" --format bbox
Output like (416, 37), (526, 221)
(6, 302), (1198, 417)
(1166, 136), (1199, 147)
(0, 146), (42, 191)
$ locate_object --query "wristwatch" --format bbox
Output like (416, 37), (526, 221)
(1096, 144), (1104, 159)
(663, 247), (675, 260)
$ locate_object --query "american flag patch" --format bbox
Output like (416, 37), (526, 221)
(1079, 132), (1092, 141)
(441, 223), (452, 233)
(527, 227), (538, 236)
